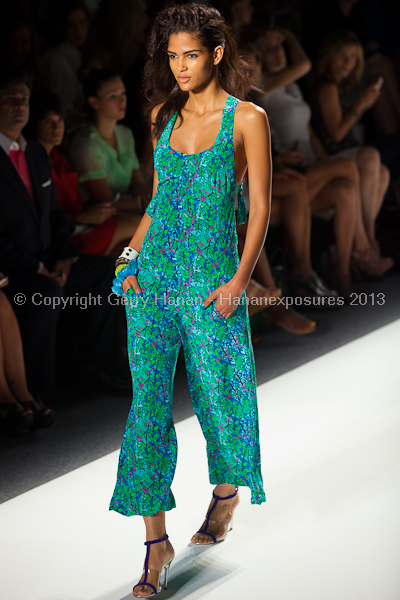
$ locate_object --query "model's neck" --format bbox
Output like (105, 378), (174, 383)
(185, 79), (227, 115)
(93, 115), (117, 141)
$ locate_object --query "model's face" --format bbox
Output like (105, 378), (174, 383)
(167, 32), (223, 92)
(36, 111), (65, 148)
(259, 31), (287, 73)
(330, 45), (358, 81)
(5, 26), (31, 68)
(0, 82), (30, 134)
(88, 77), (127, 120)
(64, 8), (89, 48)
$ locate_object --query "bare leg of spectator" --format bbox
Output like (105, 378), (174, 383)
(353, 147), (389, 247)
(0, 292), (53, 417)
(305, 157), (382, 255)
(358, 160), (390, 247)
(236, 224), (316, 335)
(310, 177), (357, 280)
(0, 294), (33, 421)
(269, 177), (313, 277)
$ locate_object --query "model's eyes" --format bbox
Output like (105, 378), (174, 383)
(168, 54), (198, 59)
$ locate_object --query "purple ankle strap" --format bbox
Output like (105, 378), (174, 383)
(212, 486), (238, 501)
(144, 534), (169, 546)
(134, 534), (168, 595)
(196, 487), (238, 542)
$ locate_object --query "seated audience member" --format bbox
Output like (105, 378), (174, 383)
(311, 30), (393, 277)
(40, 1), (92, 122)
(0, 280), (54, 434)
(302, 0), (400, 138)
(229, 0), (255, 44)
(0, 13), (43, 92)
(86, 0), (149, 77)
(69, 68), (150, 214)
(0, 70), (130, 397)
(26, 92), (143, 256)
(248, 35), (392, 287)
(243, 43), (355, 299)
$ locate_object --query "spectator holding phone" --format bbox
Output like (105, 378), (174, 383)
(311, 30), (393, 278)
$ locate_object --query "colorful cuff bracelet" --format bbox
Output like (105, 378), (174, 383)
(111, 259), (139, 297)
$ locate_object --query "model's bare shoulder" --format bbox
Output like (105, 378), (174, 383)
(236, 101), (268, 128)
(235, 101), (269, 138)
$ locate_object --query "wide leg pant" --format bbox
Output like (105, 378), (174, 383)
(109, 288), (266, 517)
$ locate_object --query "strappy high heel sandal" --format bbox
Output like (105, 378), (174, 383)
(132, 534), (174, 598)
(245, 279), (282, 318)
(192, 487), (239, 545)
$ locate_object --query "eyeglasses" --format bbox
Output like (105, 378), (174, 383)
(0, 96), (30, 107)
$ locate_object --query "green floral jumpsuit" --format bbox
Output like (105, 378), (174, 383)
(109, 94), (266, 517)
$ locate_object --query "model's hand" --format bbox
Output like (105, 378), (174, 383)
(122, 275), (142, 295)
(203, 279), (246, 319)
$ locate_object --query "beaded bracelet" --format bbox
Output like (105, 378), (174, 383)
(111, 259), (139, 297)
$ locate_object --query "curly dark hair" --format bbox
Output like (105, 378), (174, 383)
(144, 3), (248, 140)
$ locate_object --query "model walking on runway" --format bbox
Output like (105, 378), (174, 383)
(110, 3), (271, 596)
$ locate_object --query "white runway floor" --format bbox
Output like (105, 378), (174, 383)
(1, 320), (400, 600)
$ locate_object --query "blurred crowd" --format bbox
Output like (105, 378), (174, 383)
(0, 0), (399, 434)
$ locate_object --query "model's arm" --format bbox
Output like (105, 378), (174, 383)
(261, 29), (311, 93)
(233, 103), (272, 289)
(121, 105), (162, 294)
(204, 102), (272, 317)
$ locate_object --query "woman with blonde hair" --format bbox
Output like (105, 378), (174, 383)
(312, 30), (393, 278)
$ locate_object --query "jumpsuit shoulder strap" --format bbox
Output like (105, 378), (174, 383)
(157, 110), (178, 150)
(220, 95), (240, 139)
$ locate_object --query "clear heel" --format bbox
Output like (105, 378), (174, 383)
(192, 487), (239, 545)
(132, 534), (174, 598)
(163, 558), (173, 589)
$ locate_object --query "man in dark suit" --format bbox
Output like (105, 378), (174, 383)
(0, 71), (130, 397)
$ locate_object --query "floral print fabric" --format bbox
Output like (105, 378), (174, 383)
(109, 95), (266, 517)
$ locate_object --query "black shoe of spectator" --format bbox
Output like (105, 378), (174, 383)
(290, 271), (340, 309)
(19, 396), (55, 430)
(0, 402), (34, 434)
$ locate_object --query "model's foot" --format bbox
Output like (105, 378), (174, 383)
(190, 486), (240, 545)
(133, 538), (175, 597)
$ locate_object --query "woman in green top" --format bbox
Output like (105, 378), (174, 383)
(69, 68), (151, 219)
